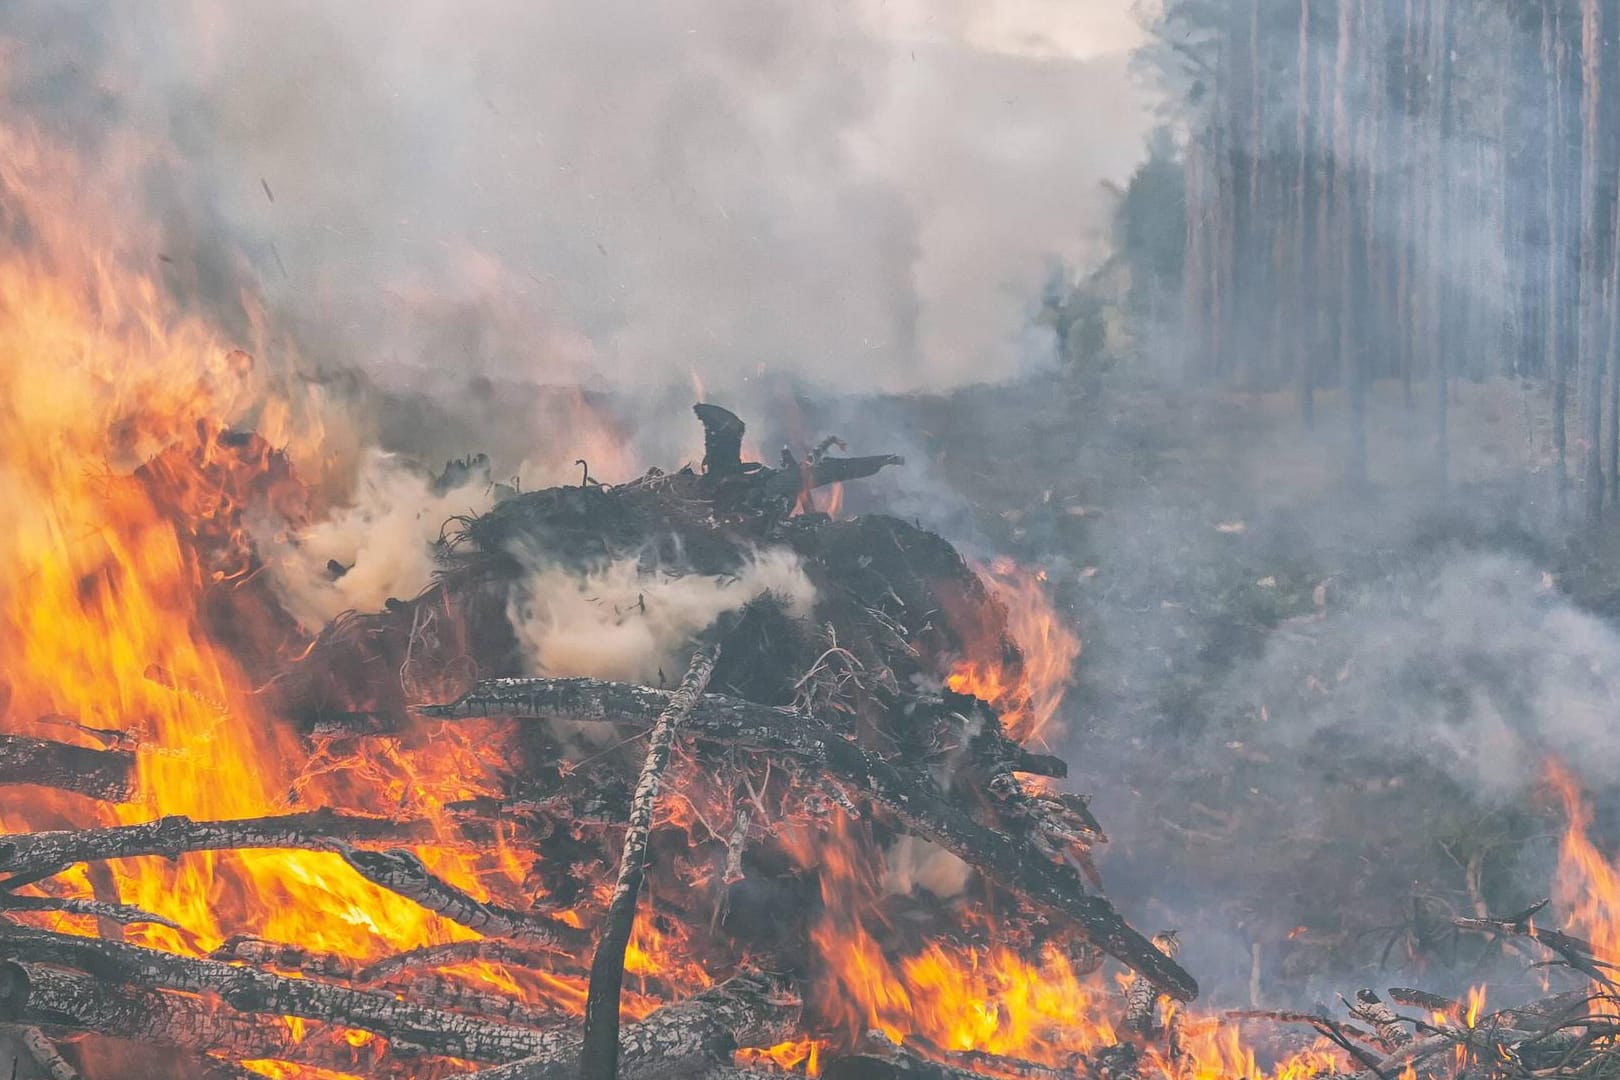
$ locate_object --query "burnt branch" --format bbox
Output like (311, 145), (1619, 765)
(357, 940), (578, 986)
(451, 973), (799, 1080)
(419, 677), (1199, 1001)
(0, 734), (135, 802)
(581, 638), (722, 1080)
(0, 960), (409, 1074)
(338, 846), (589, 952)
(18, 1025), (79, 1080)
(0, 924), (563, 1064)
(0, 809), (437, 888)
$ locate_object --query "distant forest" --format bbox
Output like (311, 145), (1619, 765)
(1058, 0), (1620, 520)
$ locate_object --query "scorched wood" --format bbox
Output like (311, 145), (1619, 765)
(450, 973), (799, 1080)
(339, 845), (589, 951)
(0, 734), (134, 801)
(0, 809), (437, 887)
(582, 638), (723, 1080)
(420, 678), (1200, 1002)
(356, 940), (576, 985)
(0, 960), (414, 1074)
(0, 925), (563, 1064)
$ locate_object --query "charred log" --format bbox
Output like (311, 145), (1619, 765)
(0, 735), (134, 802)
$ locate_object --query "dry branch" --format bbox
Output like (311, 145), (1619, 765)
(451, 973), (799, 1080)
(419, 677), (1198, 1001)
(339, 846), (589, 952)
(0, 735), (134, 802)
(582, 638), (723, 1080)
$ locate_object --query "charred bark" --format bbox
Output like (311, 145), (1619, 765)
(0, 735), (134, 802)
(451, 973), (799, 1080)
(339, 846), (588, 951)
(0, 925), (562, 1063)
(582, 639), (722, 1080)
(0, 809), (436, 888)
(421, 677), (1199, 1001)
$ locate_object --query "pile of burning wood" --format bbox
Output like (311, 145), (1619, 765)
(1, 403), (1618, 1080)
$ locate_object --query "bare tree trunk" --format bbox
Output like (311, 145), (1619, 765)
(1296, 0), (1316, 427)
(1547, 0), (1570, 516)
(1336, 0), (1367, 483)
(1580, 0), (1605, 521)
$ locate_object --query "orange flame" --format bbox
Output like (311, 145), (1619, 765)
(948, 558), (1081, 745)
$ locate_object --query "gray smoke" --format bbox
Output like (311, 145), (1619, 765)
(0, 0), (1151, 412)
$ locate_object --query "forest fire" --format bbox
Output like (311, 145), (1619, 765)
(6, 53), (1620, 1080)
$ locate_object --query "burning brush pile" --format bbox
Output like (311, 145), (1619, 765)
(5, 119), (1620, 1080)
(6, 379), (1620, 1080)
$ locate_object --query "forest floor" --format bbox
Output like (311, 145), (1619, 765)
(851, 370), (1615, 1010)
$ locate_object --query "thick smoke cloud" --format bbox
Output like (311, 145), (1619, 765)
(1, 1), (1151, 402)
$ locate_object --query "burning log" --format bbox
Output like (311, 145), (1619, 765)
(0, 925), (565, 1064)
(581, 637), (724, 1080)
(1344, 990), (1411, 1051)
(420, 678), (1199, 1001)
(338, 846), (589, 952)
(0, 734), (134, 801)
(449, 973), (799, 1080)
(0, 809), (438, 888)
(1123, 931), (1180, 1035)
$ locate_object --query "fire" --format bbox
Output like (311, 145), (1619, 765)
(1549, 761), (1620, 964)
(0, 108), (548, 1060)
(948, 558), (1081, 745)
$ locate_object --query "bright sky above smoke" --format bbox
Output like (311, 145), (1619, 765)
(134, 0), (1153, 397)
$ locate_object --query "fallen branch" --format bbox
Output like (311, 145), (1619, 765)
(0, 735), (134, 802)
(419, 678), (1198, 1001)
(357, 940), (577, 986)
(339, 847), (589, 952)
(19, 1025), (80, 1080)
(450, 973), (799, 1080)
(0, 809), (437, 888)
(0, 960), (406, 1074)
(581, 638), (723, 1080)
(0, 924), (563, 1063)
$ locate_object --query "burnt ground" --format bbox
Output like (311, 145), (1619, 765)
(824, 369), (1620, 1010)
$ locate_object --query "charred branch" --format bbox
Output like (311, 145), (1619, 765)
(0, 810), (437, 888)
(581, 638), (723, 1080)
(0, 735), (134, 802)
(420, 678), (1198, 1001)
(339, 847), (589, 952)
(0, 960), (403, 1074)
(450, 973), (799, 1080)
(18, 1025), (79, 1080)
(0, 925), (563, 1064)
(356, 940), (578, 986)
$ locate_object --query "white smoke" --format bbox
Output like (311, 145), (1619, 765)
(257, 450), (494, 627)
(0, 1), (1153, 403)
(509, 548), (816, 684)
